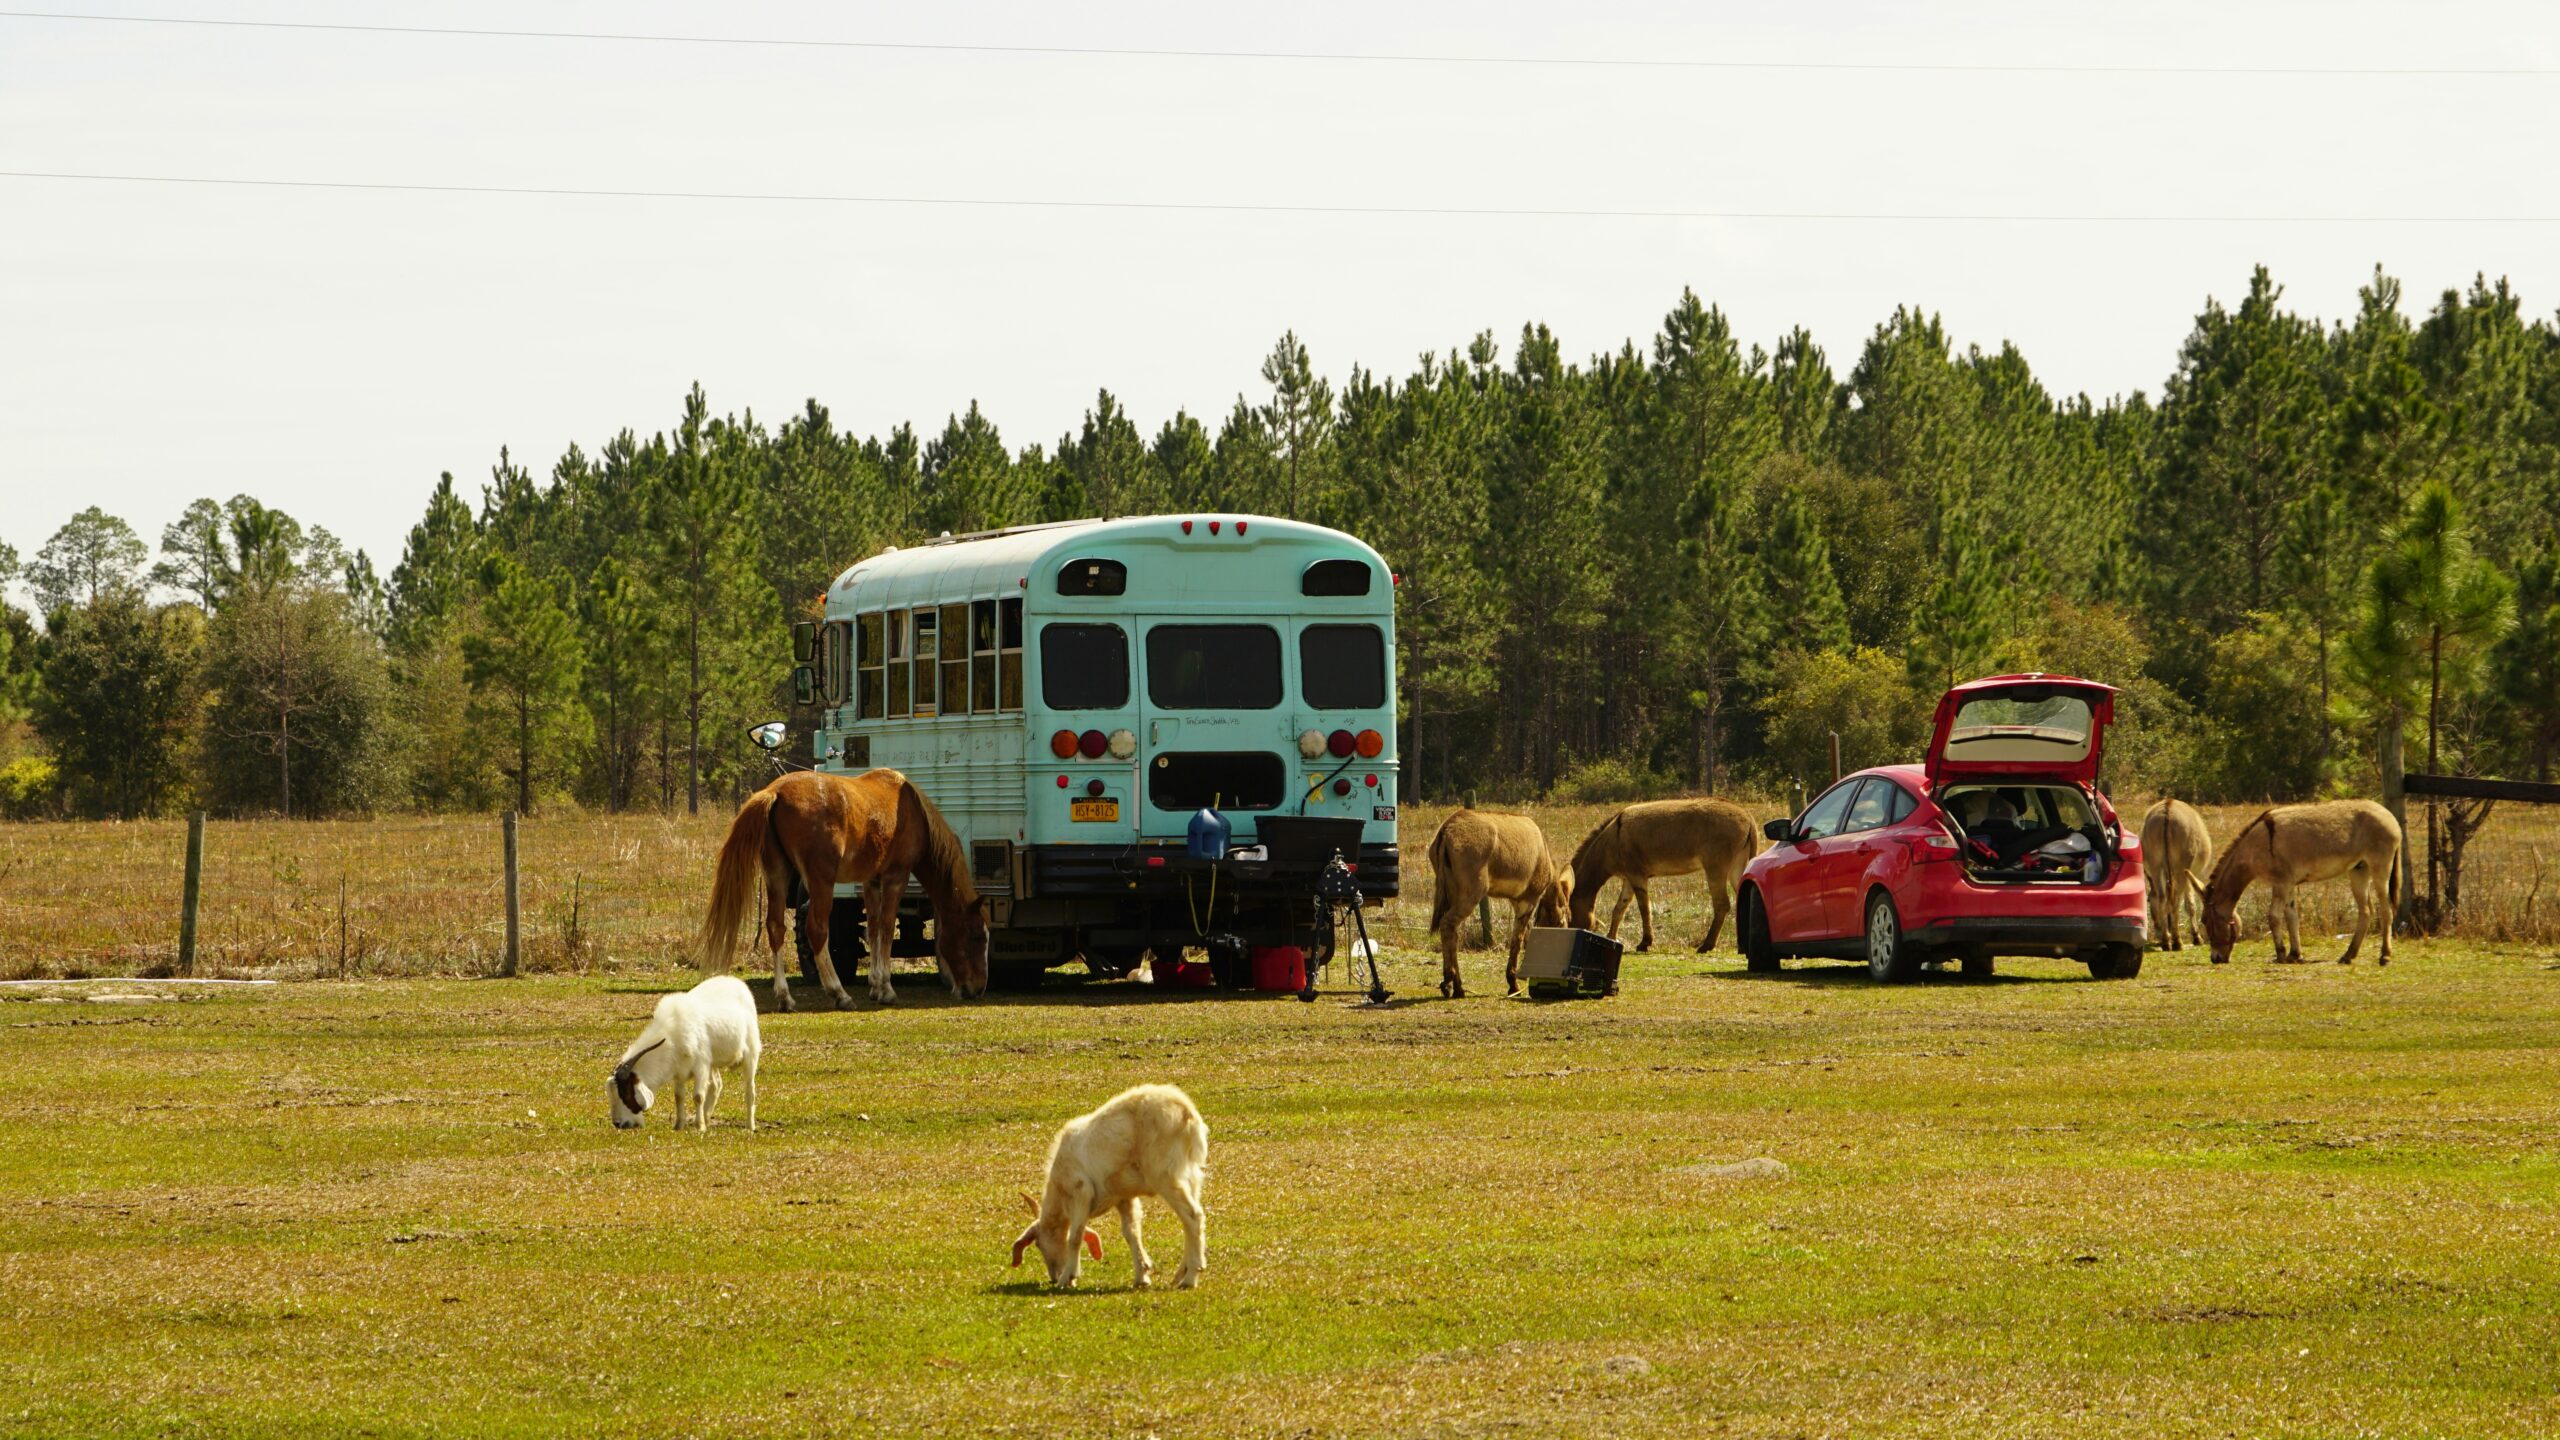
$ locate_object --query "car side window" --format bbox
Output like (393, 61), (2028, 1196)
(1842, 779), (1895, 834)
(1881, 782), (1915, 826)
(1796, 781), (1859, 841)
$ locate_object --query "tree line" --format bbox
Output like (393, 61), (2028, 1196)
(5, 265), (2556, 889)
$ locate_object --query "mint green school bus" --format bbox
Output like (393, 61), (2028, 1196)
(799, 514), (1400, 986)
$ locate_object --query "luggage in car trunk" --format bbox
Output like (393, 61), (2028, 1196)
(1519, 928), (1622, 999)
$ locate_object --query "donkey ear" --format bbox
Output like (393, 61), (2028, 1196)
(1081, 1227), (1104, 1260)
(1019, 1190), (1041, 1217)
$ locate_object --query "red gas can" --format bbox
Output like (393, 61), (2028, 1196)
(1249, 945), (1305, 992)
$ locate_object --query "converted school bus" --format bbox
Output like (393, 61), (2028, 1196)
(802, 515), (1400, 985)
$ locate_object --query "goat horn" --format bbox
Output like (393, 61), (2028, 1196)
(1011, 1227), (1036, 1267)
(1019, 1191), (1040, 1217)
(617, 1038), (666, 1072)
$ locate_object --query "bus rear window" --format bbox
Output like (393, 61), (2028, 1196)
(1147, 625), (1281, 710)
(1041, 624), (1129, 710)
(1300, 624), (1384, 709)
(1302, 559), (1372, 596)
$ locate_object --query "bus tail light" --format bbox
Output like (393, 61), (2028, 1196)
(1298, 729), (1327, 760)
(1078, 729), (1109, 759)
(1327, 729), (1356, 758)
(1050, 730), (1079, 759)
(1108, 728), (1137, 759)
(1354, 729), (1384, 758)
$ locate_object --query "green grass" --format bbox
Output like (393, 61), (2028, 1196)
(6, 935), (2560, 1437)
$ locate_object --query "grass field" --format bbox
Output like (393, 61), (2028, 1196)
(5, 797), (2557, 981)
(6, 932), (2560, 1437)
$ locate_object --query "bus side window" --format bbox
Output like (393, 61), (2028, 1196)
(970, 599), (998, 715)
(939, 602), (969, 717)
(825, 621), (853, 707)
(890, 607), (911, 712)
(856, 613), (885, 720)
(999, 597), (1024, 711)
(909, 607), (936, 716)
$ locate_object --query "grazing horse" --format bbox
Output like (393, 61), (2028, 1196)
(1425, 808), (1571, 998)
(2201, 799), (2403, 967)
(697, 768), (989, 1008)
(2139, 798), (2213, 950)
(1564, 798), (1758, 954)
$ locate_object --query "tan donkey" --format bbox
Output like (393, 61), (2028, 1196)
(1565, 798), (1758, 954)
(1425, 808), (1572, 998)
(2139, 798), (2213, 951)
(2201, 799), (2404, 966)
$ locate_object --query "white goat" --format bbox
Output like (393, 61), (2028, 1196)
(608, 975), (762, 1132)
(1011, 1083), (1209, 1290)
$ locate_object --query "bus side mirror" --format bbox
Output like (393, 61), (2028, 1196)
(1762, 817), (1796, 843)
(791, 666), (816, 706)
(749, 721), (786, 751)
(791, 621), (818, 664)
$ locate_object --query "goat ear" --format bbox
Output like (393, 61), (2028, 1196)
(1081, 1227), (1104, 1260)
(1011, 1224), (1038, 1267)
(1018, 1190), (1040, 1217)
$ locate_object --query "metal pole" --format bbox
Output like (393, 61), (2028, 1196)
(501, 811), (521, 977)
(178, 811), (205, 976)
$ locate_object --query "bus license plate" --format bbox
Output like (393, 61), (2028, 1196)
(1071, 798), (1120, 823)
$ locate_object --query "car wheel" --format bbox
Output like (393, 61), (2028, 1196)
(2088, 944), (2144, 980)
(1741, 890), (1780, 973)
(1864, 891), (1916, 982)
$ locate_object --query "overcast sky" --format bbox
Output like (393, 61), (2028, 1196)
(5, 0), (2557, 601)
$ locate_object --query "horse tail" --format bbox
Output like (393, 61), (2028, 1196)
(698, 786), (782, 971)
(1425, 824), (1459, 940)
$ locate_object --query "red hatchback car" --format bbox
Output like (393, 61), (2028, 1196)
(1737, 674), (2147, 981)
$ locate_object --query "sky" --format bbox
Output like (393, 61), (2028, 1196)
(4, 0), (2557, 605)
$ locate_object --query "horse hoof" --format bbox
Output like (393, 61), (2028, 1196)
(772, 991), (796, 1014)
(833, 992), (860, 1011)
(1636, 941), (1652, 954)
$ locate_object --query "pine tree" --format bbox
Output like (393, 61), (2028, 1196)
(32, 589), (200, 818)
(649, 383), (776, 814)
(463, 555), (585, 815)
(1257, 331), (1333, 517)
(1758, 467), (1852, 654)
(387, 475), (482, 655)
(29, 507), (147, 615)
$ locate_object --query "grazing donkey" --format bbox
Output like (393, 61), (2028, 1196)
(1425, 808), (1572, 998)
(1565, 798), (1758, 954)
(2202, 800), (2403, 966)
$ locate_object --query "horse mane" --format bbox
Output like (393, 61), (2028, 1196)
(2204, 808), (2276, 899)
(899, 777), (979, 904)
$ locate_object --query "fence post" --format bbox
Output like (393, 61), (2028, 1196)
(1829, 731), (1842, 782)
(1466, 791), (1494, 946)
(501, 810), (521, 978)
(178, 811), (205, 976)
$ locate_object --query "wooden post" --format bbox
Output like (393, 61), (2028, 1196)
(1829, 731), (1842, 782)
(1466, 791), (1494, 946)
(178, 811), (205, 976)
(501, 810), (521, 978)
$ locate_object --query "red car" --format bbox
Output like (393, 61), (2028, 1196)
(1736, 674), (2147, 981)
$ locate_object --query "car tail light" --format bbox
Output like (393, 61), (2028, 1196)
(1354, 729), (1384, 758)
(1327, 729), (1356, 758)
(1078, 728), (1108, 759)
(1050, 729), (1079, 759)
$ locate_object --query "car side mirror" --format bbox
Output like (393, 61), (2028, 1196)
(1763, 817), (1796, 843)
(791, 664), (817, 706)
(790, 621), (818, 664)
(749, 720), (786, 751)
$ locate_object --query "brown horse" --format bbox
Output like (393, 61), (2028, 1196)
(2139, 798), (2212, 950)
(1564, 798), (1758, 953)
(698, 768), (988, 1008)
(2201, 800), (2402, 967)
(1424, 808), (1571, 998)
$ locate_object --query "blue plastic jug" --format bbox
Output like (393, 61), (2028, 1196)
(1187, 803), (1231, 861)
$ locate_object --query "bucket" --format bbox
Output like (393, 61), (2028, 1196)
(1249, 945), (1305, 992)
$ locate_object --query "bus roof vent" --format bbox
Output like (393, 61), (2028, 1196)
(1302, 558), (1373, 596)
(1058, 558), (1128, 596)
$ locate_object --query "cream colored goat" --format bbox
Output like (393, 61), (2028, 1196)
(1011, 1084), (1209, 1290)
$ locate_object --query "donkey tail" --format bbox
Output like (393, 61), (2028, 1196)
(1425, 824), (1459, 940)
(698, 787), (781, 971)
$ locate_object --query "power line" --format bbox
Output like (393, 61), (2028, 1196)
(5, 169), (2554, 224)
(4, 9), (2554, 77)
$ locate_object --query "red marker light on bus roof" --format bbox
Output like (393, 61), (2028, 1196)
(1208, 520), (1220, 534)
(1236, 520), (1248, 535)
(1181, 520), (1192, 534)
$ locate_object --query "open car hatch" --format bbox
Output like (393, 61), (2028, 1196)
(1926, 674), (2116, 786)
